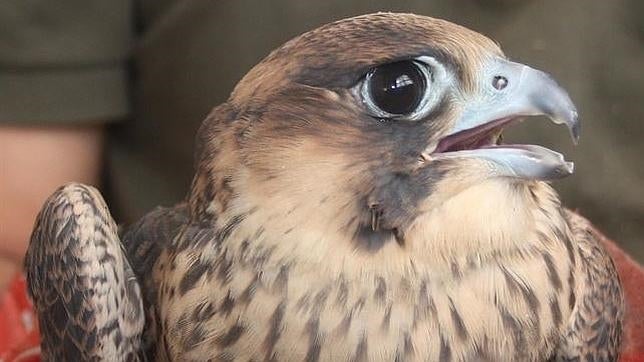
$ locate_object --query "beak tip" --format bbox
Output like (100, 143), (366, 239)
(568, 110), (580, 145)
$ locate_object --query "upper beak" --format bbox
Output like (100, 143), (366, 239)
(433, 58), (580, 180)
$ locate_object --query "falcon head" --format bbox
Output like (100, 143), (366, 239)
(190, 13), (579, 258)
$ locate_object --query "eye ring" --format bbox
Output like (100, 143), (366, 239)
(359, 60), (436, 121)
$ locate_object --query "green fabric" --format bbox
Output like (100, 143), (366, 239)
(0, 0), (132, 122)
(0, 67), (128, 123)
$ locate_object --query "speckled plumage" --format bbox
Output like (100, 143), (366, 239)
(25, 185), (144, 361)
(26, 13), (623, 361)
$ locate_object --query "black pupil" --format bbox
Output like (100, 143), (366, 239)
(369, 61), (426, 115)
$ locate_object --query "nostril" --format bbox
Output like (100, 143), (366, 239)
(492, 75), (508, 90)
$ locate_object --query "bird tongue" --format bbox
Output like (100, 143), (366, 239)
(434, 117), (515, 153)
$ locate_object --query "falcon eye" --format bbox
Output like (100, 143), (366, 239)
(360, 60), (432, 119)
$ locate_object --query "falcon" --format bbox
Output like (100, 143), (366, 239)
(25, 13), (624, 361)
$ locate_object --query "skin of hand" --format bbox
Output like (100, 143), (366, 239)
(0, 124), (103, 290)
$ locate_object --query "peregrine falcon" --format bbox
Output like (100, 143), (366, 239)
(25, 13), (623, 361)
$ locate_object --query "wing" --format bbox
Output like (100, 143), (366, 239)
(553, 210), (624, 361)
(24, 183), (145, 361)
(120, 203), (189, 360)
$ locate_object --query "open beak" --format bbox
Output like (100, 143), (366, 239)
(432, 58), (580, 180)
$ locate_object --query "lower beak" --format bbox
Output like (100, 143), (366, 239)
(432, 59), (580, 180)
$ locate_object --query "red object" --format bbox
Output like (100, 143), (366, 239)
(599, 233), (644, 362)
(0, 274), (40, 362)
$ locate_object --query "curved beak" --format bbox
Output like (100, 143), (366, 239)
(433, 58), (580, 180)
